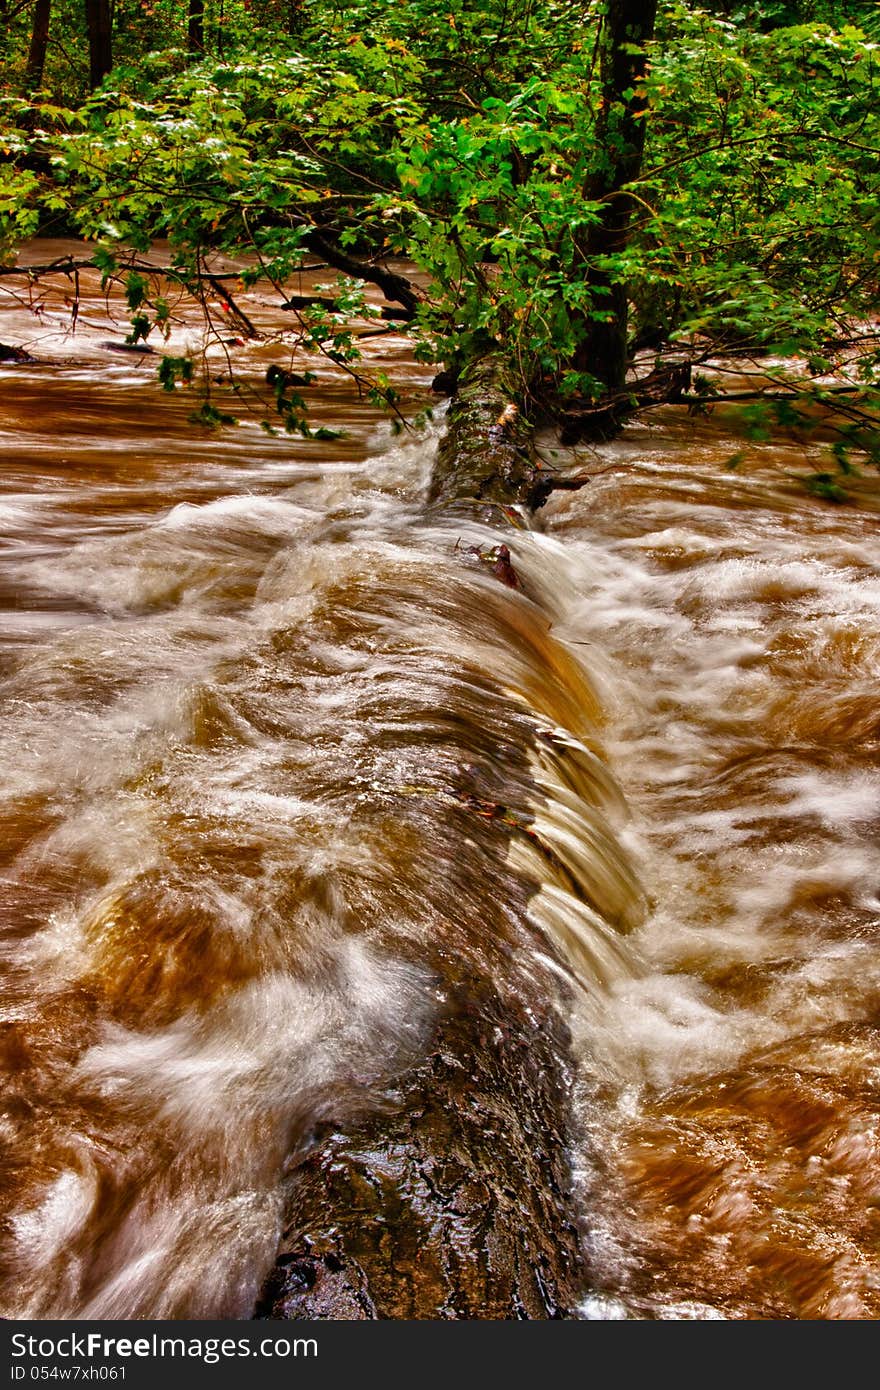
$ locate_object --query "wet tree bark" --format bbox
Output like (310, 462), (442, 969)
(573, 0), (659, 393)
(427, 352), (539, 513)
(256, 977), (583, 1320)
(187, 0), (205, 56)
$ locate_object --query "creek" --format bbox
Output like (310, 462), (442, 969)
(2, 242), (879, 1319)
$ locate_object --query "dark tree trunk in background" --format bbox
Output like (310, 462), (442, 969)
(575, 0), (659, 390)
(187, 0), (204, 55)
(25, 0), (51, 91)
(84, 0), (112, 88)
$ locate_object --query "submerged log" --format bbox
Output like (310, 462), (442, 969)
(255, 357), (593, 1320)
(255, 776), (589, 1319)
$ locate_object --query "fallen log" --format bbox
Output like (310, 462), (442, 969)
(255, 353), (592, 1321)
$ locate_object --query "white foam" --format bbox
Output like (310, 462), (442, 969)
(159, 494), (312, 531)
(12, 1167), (98, 1265)
(774, 769), (880, 828)
(575, 969), (762, 1091)
(78, 941), (431, 1135)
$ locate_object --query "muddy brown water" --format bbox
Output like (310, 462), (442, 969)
(2, 242), (879, 1319)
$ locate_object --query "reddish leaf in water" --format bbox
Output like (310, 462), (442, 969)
(492, 544), (520, 589)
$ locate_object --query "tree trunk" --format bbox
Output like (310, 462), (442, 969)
(574, 0), (659, 391)
(84, 0), (112, 89)
(25, 0), (51, 92)
(187, 0), (204, 55)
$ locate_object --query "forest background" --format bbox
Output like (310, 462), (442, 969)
(0, 0), (877, 486)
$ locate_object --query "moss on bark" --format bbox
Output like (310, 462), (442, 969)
(428, 353), (538, 512)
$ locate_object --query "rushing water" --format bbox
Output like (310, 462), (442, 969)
(1, 244), (879, 1320)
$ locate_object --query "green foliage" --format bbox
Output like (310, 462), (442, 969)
(189, 400), (238, 427)
(633, 5), (880, 368)
(157, 354), (194, 389)
(802, 470), (850, 503)
(0, 0), (875, 480)
(379, 67), (618, 388)
(0, 107), (44, 260)
(44, 44), (427, 261)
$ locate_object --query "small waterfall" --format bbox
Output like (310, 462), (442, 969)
(0, 412), (642, 1318)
